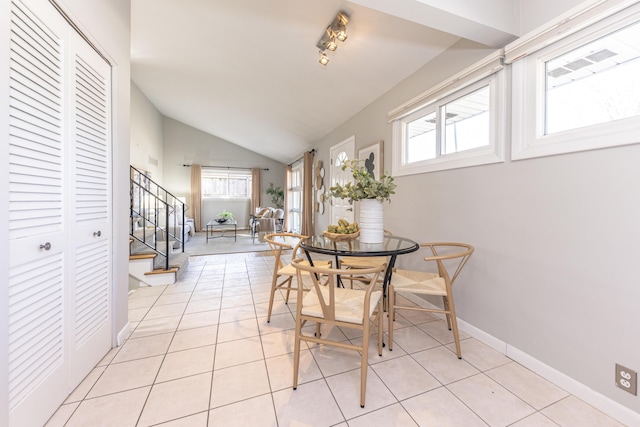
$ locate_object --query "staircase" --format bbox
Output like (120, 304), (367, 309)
(129, 166), (189, 286)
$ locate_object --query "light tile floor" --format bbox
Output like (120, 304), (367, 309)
(47, 252), (628, 427)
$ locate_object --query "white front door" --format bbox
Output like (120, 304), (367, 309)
(329, 136), (355, 225)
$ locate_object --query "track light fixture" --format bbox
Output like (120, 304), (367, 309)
(319, 51), (330, 66)
(316, 11), (349, 66)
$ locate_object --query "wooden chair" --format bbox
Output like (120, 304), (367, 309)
(338, 229), (393, 288)
(388, 242), (474, 358)
(264, 233), (331, 322)
(291, 259), (385, 408)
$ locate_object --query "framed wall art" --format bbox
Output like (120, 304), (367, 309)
(358, 141), (383, 180)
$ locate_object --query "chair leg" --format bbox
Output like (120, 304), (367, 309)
(293, 314), (303, 390)
(284, 276), (293, 304)
(266, 274), (279, 323)
(388, 285), (395, 351)
(360, 324), (369, 408)
(447, 296), (462, 359)
(377, 299), (383, 357)
(443, 296), (452, 330)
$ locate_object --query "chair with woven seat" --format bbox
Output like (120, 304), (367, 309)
(264, 233), (331, 323)
(338, 229), (393, 288)
(388, 242), (474, 359)
(291, 259), (385, 408)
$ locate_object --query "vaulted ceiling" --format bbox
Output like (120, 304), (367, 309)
(131, 0), (525, 164)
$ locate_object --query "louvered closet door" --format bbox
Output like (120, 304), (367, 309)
(7, 1), (69, 426)
(68, 30), (112, 386)
(7, 0), (113, 426)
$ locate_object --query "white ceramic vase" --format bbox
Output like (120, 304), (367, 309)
(358, 198), (384, 243)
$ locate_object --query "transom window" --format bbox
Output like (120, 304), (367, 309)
(392, 72), (504, 177)
(202, 169), (252, 198)
(405, 85), (490, 163)
(545, 20), (640, 135)
(511, 4), (640, 160)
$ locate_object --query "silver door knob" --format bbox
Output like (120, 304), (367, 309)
(40, 242), (51, 251)
(93, 230), (102, 237)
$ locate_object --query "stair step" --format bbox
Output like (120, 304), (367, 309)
(129, 253), (157, 260)
(145, 267), (179, 276)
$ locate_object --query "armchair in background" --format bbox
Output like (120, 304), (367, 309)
(251, 207), (284, 242)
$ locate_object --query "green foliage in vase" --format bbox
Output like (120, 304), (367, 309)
(266, 183), (284, 208)
(216, 210), (234, 220)
(328, 159), (396, 203)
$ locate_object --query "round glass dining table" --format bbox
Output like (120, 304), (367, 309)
(300, 234), (420, 296)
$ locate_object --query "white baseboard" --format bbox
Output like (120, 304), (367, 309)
(505, 345), (640, 427)
(401, 293), (639, 427)
(116, 322), (131, 347)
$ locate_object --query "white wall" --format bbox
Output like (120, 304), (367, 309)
(314, 36), (640, 422)
(162, 117), (286, 229)
(517, 0), (586, 34)
(131, 81), (164, 183)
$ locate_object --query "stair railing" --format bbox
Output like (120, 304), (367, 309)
(130, 166), (188, 271)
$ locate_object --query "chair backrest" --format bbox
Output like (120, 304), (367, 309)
(420, 242), (474, 288)
(274, 209), (284, 219)
(291, 259), (384, 322)
(264, 233), (307, 270)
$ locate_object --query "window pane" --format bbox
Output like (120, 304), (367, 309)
(203, 177), (226, 196)
(443, 85), (490, 154)
(406, 111), (436, 163)
(293, 171), (301, 188)
(291, 191), (301, 209)
(335, 151), (349, 167)
(290, 212), (301, 234)
(545, 21), (640, 134)
(228, 178), (248, 197)
(201, 170), (251, 198)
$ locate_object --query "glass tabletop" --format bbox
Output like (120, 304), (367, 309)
(206, 220), (237, 226)
(301, 234), (419, 257)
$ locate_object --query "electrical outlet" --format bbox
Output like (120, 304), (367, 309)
(615, 364), (637, 395)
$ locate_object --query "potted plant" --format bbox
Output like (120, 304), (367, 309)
(215, 209), (234, 223)
(266, 183), (284, 209)
(328, 159), (396, 243)
(328, 159), (396, 203)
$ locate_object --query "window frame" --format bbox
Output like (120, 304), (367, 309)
(511, 4), (640, 160)
(392, 71), (505, 177)
(201, 168), (252, 200)
(288, 161), (303, 234)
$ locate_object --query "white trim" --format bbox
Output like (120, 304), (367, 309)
(388, 50), (504, 122)
(504, 0), (639, 63)
(401, 293), (640, 427)
(506, 346), (640, 427)
(116, 322), (131, 346)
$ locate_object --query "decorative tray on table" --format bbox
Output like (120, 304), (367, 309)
(323, 230), (360, 242)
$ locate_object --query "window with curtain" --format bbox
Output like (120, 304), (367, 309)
(201, 169), (252, 199)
